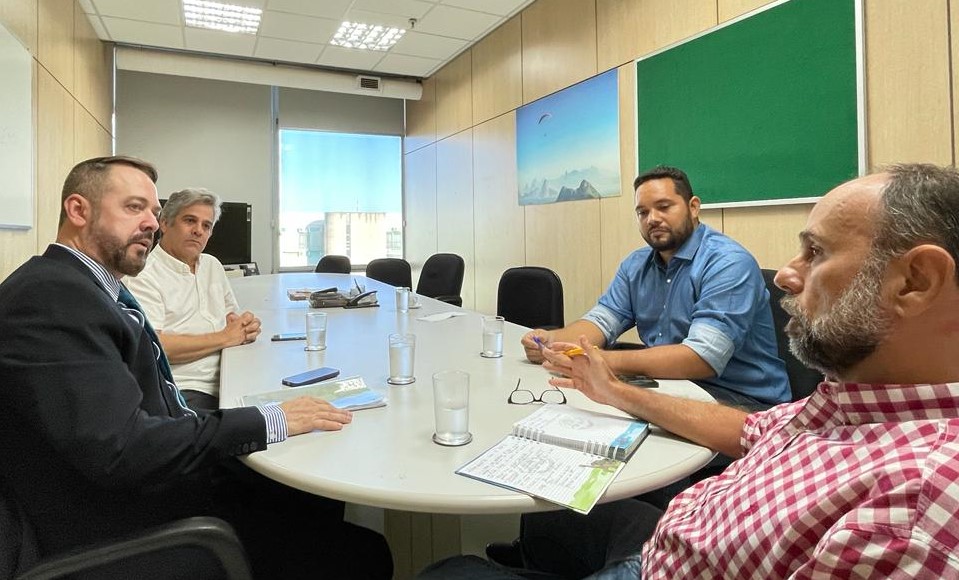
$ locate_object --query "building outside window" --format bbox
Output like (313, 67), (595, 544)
(278, 129), (403, 269)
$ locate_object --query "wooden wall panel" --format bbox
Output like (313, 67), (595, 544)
(698, 208), (723, 231)
(0, 0), (112, 281)
(74, 100), (110, 162)
(0, 0), (38, 54)
(717, 0), (774, 23)
(405, 76), (436, 154)
(597, 0), (716, 72)
(435, 130), (476, 309)
(865, 0), (952, 168)
(471, 15), (521, 125)
(525, 199), (603, 326)
(473, 113), (524, 316)
(521, 0), (597, 102)
(404, 144), (438, 274)
(723, 204), (813, 269)
(37, 66), (73, 247)
(38, 0), (73, 91)
(434, 51), (472, 141)
(600, 63), (641, 284)
(74, 6), (112, 131)
(951, 0), (959, 165)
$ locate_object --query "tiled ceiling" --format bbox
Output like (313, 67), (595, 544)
(80, 0), (535, 79)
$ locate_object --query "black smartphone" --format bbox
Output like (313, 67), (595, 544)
(271, 333), (306, 342)
(618, 375), (659, 388)
(282, 367), (340, 387)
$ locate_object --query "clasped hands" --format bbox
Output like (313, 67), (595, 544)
(225, 311), (261, 345)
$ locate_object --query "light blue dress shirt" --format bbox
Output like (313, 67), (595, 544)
(582, 224), (789, 405)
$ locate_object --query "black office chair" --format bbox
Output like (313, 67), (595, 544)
(416, 253), (465, 306)
(762, 269), (823, 401)
(365, 258), (413, 289)
(314, 254), (351, 274)
(496, 266), (564, 329)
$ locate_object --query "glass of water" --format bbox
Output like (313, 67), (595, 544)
(305, 311), (327, 351)
(480, 315), (505, 358)
(387, 333), (416, 385)
(395, 287), (410, 312)
(432, 370), (471, 446)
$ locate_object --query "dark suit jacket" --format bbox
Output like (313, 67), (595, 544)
(0, 245), (267, 556)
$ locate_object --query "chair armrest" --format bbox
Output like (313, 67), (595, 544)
(17, 517), (252, 580)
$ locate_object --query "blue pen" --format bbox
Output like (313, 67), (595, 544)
(532, 336), (546, 349)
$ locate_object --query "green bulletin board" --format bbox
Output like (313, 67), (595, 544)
(636, 0), (861, 207)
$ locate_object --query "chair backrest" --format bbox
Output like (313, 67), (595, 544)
(365, 258), (412, 288)
(497, 266), (564, 330)
(314, 254), (351, 274)
(762, 269), (823, 401)
(416, 253), (464, 303)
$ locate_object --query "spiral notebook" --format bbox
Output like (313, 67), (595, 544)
(456, 405), (649, 514)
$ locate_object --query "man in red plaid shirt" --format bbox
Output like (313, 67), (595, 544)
(424, 165), (959, 579)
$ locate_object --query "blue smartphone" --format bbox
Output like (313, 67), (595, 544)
(281, 367), (340, 387)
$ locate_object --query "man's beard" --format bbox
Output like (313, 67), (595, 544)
(780, 255), (892, 378)
(642, 214), (695, 253)
(89, 219), (153, 277)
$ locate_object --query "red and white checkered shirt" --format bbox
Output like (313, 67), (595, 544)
(642, 381), (959, 579)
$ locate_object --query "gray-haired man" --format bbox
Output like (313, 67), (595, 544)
(126, 187), (260, 410)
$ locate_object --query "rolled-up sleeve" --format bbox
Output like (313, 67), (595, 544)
(684, 253), (765, 373)
(683, 322), (735, 375)
(582, 261), (638, 343)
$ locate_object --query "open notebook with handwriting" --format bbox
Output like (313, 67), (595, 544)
(456, 404), (649, 514)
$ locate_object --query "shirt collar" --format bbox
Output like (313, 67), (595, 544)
(54, 242), (121, 301)
(809, 380), (959, 425)
(153, 244), (194, 274)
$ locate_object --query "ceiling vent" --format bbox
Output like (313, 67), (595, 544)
(356, 75), (382, 92)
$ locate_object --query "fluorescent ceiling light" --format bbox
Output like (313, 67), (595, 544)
(183, 0), (262, 34)
(330, 21), (406, 51)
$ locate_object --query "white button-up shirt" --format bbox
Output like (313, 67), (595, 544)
(126, 245), (239, 397)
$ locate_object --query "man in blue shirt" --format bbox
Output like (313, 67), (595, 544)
(522, 165), (789, 409)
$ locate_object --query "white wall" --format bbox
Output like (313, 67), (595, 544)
(116, 71), (407, 274)
(116, 70), (275, 270)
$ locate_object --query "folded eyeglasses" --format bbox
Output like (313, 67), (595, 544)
(508, 379), (567, 405)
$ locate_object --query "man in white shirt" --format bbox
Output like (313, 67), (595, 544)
(127, 187), (260, 410)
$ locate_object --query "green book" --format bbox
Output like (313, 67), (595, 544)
(240, 376), (386, 411)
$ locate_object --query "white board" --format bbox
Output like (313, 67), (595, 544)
(0, 21), (33, 229)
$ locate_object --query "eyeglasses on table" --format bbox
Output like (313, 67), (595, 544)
(508, 379), (567, 405)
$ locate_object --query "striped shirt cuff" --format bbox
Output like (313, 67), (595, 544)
(257, 404), (288, 444)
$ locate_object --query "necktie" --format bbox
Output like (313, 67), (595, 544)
(117, 285), (192, 413)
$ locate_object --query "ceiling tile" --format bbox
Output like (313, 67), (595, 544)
(374, 53), (440, 77)
(264, 0), (351, 19)
(259, 10), (339, 44)
(185, 28), (257, 57)
(351, 0), (433, 19)
(101, 17), (184, 48)
(316, 45), (387, 71)
(392, 31), (466, 60)
(91, 0), (181, 25)
(414, 5), (499, 40)
(440, 0), (531, 17)
(342, 9), (412, 31)
(254, 37), (323, 64)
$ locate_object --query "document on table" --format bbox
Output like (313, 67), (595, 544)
(456, 436), (624, 514)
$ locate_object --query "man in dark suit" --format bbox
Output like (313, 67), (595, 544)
(0, 156), (392, 578)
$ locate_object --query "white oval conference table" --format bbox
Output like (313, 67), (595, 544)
(221, 273), (715, 515)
